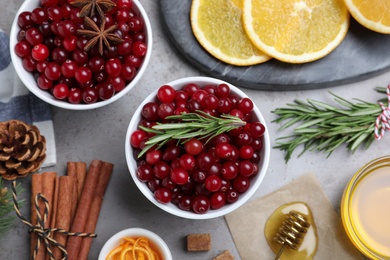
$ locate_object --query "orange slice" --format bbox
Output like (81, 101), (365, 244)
(243, 0), (350, 63)
(343, 0), (390, 34)
(190, 0), (271, 66)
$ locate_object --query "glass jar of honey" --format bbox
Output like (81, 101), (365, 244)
(341, 155), (390, 259)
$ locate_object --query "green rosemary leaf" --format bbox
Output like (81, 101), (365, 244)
(137, 111), (245, 158)
(272, 88), (387, 162)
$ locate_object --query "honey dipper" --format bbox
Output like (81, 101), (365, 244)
(273, 210), (310, 260)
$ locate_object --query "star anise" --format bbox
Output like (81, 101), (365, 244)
(77, 17), (123, 55)
(71, 0), (116, 20)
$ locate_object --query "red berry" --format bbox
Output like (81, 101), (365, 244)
(157, 85), (176, 103)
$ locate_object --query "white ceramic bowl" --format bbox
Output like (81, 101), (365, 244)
(125, 76), (271, 220)
(98, 228), (172, 260)
(10, 0), (152, 110)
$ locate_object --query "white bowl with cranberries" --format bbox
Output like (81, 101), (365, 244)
(10, 0), (152, 110)
(125, 76), (270, 219)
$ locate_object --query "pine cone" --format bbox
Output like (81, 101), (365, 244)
(0, 120), (46, 180)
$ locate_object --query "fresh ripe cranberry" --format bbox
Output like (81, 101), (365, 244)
(14, 41), (32, 58)
(124, 54), (142, 68)
(192, 89), (207, 103)
(132, 41), (147, 57)
(215, 142), (233, 159)
(226, 189), (239, 203)
(238, 97), (254, 114)
(62, 35), (78, 51)
(68, 88), (83, 104)
(145, 149), (162, 165)
(215, 83), (230, 98)
(142, 102), (159, 121)
(121, 64), (136, 81)
(128, 16), (143, 32)
(161, 177), (176, 190)
(238, 160), (255, 177)
(137, 164), (154, 182)
(239, 145), (254, 159)
(248, 122), (266, 138)
(183, 83), (200, 97)
(235, 131), (253, 147)
(210, 191), (226, 210)
(204, 175), (222, 192)
(179, 154), (195, 171)
(178, 195), (192, 211)
(75, 67), (92, 83)
(192, 195), (210, 214)
(196, 152), (213, 171)
(162, 145), (182, 161)
(37, 74), (52, 90)
(41, 0), (58, 7)
(201, 94), (219, 109)
(117, 0), (133, 10)
(108, 76), (126, 92)
(217, 97), (233, 114)
(130, 129), (148, 148)
(82, 87), (98, 104)
(117, 38), (132, 56)
(154, 161), (171, 179)
(61, 60), (77, 78)
(184, 138), (203, 155)
(97, 82), (115, 100)
(233, 175), (250, 193)
(52, 83), (69, 100)
(154, 187), (172, 204)
(157, 85), (176, 103)
(45, 62), (61, 80)
(221, 161), (238, 180)
(147, 179), (161, 193)
(170, 168), (189, 185)
(105, 58), (122, 77)
(252, 138), (263, 151)
(47, 6), (63, 21)
(22, 56), (37, 72)
(51, 47), (69, 64)
(157, 103), (174, 119)
(25, 28), (43, 46)
(57, 20), (76, 37)
(174, 90), (188, 102)
(18, 12), (34, 29)
(31, 7), (48, 25)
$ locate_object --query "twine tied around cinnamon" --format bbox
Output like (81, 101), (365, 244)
(374, 84), (390, 140)
(11, 181), (97, 260)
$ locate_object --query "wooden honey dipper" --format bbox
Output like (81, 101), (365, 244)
(273, 210), (310, 260)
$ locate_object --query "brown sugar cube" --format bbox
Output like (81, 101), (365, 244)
(187, 234), (211, 251)
(213, 250), (234, 260)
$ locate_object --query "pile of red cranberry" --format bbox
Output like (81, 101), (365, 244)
(130, 82), (266, 214)
(14, 0), (147, 104)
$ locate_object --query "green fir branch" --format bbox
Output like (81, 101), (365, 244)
(0, 178), (24, 239)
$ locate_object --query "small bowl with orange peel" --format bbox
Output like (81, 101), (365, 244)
(99, 227), (172, 260)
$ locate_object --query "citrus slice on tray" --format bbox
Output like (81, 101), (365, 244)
(242, 0), (350, 63)
(190, 0), (271, 66)
(343, 0), (390, 34)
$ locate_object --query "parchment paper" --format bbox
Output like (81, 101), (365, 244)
(225, 173), (364, 259)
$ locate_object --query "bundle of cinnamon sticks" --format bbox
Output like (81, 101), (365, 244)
(30, 160), (113, 260)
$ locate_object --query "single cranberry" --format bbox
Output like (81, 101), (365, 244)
(14, 40), (32, 58)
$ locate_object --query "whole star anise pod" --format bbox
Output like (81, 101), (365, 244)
(71, 0), (116, 20)
(77, 16), (123, 55)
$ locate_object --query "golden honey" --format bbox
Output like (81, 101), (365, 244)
(264, 202), (318, 260)
(341, 156), (390, 259)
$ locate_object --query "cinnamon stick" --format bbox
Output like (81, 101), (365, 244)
(78, 161), (114, 260)
(31, 173), (42, 260)
(66, 162), (79, 224)
(75, 162), (87, 202)
(65, 160), (102, 260)
(35, 172), (56, 260)
(52, 176), (74, 259)
(46, 176), (59, 260)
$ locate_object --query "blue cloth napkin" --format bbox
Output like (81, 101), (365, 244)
(0, 29), (56, 167)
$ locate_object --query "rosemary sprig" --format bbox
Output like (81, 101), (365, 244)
(137, 110), (246, 158)
(272, 87), (388, 162)
(0, 178), (24, 239)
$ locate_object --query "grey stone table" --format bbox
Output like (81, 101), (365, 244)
(1, 0), (389, 259)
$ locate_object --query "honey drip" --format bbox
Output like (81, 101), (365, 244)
(265, 202), (318, 260)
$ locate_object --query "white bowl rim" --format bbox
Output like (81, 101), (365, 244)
(9, 0), (152, 110)
(98, 227), (172, 260)
(125, 76), (271, 220)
